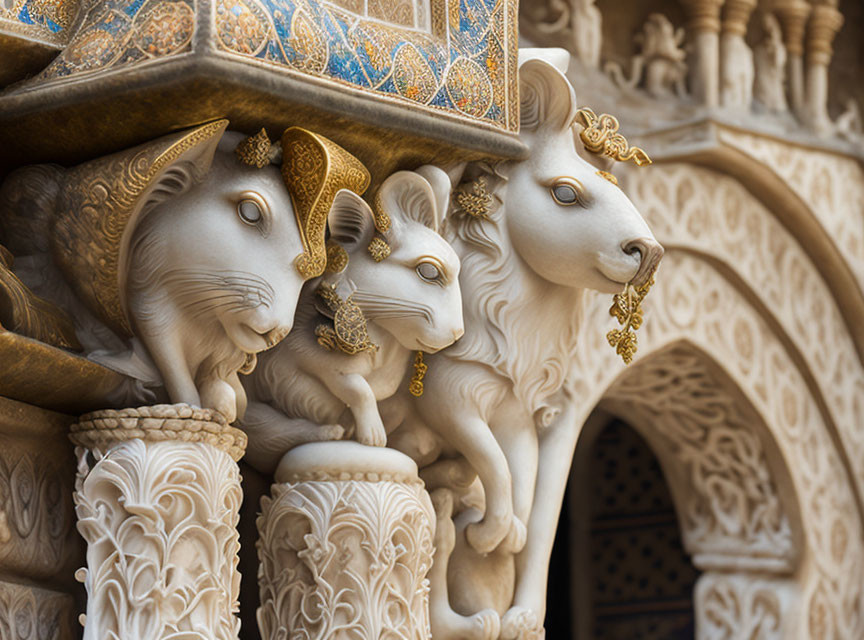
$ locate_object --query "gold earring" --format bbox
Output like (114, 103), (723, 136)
(315, 285), (378, 355)
(606, 274), (655, 364)
(408, 351), (428, 397)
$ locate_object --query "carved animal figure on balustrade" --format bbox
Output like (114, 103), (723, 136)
(753, 14), (787, 113)
(242, 167), (463, 474)
(0, 123), (368, 422)
(605, 13), (687, 99)
(382, 49), (664, 639)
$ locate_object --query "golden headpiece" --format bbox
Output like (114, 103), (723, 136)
(52, 120), (229, 336)
(281, 128), (371, 279)
(575, 108), (652, 167)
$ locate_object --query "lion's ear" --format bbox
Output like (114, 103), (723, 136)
(519, 49), (578, 132)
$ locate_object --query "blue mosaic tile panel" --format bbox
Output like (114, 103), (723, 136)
(215, 0), (517, 130)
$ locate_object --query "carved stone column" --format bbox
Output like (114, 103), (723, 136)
(774, 1), (811, 118)
(681, 0), (724, 107)
(805, 2), (844, 134)
(720, 0), (758, 108)
(257, 441), (435, 640)
(70, 404), (247, 640)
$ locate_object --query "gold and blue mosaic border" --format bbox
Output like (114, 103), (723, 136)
(215, 0), (518, 131)
(0, 0), (80, 45)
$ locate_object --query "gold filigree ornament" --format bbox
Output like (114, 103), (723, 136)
(367, 236), (391, 262)
(454, 176), (494, 219)
(314, 285), (378, 355)
(596, 170), (619, 186)
(408, 350), (427, 397)
(53, 120), (229, 336)
(325, 242), (349, 273)
(575, 108), (652, 167)
(607, 275), (656, 365)
(281, 128), (371, 280)
(235, 128), (276, 168)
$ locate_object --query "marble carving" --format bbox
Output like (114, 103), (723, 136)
(243, 166), (463, 471)
(0, 123), (368, 422)
(378, 48), (663, 639)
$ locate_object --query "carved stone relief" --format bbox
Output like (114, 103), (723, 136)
(0, 581), (78, 640)
(257, 442), (435, 640)
(695, 572), (794, 640)
(621, 161), (864, 511)
(72, 406), (245, 640)
(569, 252), (864, 638)
(605, 349), (796, 570)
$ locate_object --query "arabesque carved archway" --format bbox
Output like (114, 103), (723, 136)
(560, 157), (864, 638)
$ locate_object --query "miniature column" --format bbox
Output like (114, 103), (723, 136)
(680, 0), (724, 107)
(257, 441), (435, 639)
(805, 2), (844, 134)
(70, 404), (246, 640)
(719, 0), (757, 108)
(774, 0), (811, 118)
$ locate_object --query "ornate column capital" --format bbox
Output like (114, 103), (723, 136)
(772, 0), (812, 56)
(680, 0), (725, 34)
(806, 3), (844, 66)
(257, 441), (435, 640)
(71, 404), (245, 640)
(722, 0), (758, 36)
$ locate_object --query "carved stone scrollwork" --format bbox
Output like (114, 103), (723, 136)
(606, 348), (795, 570)
(71, 404), (245, 640)
(256, 441), (435, 640)
(695, 572), (794, 640)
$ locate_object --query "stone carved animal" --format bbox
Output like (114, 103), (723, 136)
(242, 167), (464, 474)
(606, 13), (687, 99)
(383, 49), (664, 639)
(0, 123), (364, 422)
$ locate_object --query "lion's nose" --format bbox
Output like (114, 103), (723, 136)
(623, 237), (664, 287)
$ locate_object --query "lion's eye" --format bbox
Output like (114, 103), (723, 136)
(550, 179), (587, 206)
(417, 262), (441, 282)
(238, 199), (263, 224)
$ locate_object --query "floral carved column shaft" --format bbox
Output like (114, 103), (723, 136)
(70, 404), (246, 640)
(257, 441), (435, 640)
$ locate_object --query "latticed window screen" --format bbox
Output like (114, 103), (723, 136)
(588, 420), (699, 639)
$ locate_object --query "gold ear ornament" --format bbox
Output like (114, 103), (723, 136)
(575, 108), (652, 167)
(281, 128), (370, 280)
(454, 176), (494, 219)
(607, 274), (655, 364)
(596, 170), (619, 186)
(314, 285), (378, 355)
(235, 128), (275, 168)
(408, 350), (427, 397)
(367, 236), (391, 262)
(325, 242), (349, 273)
(372, 190), (392, 234)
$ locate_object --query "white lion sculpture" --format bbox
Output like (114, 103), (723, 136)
(241, 166), (464, 473)
(384, 49), (664, 639)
